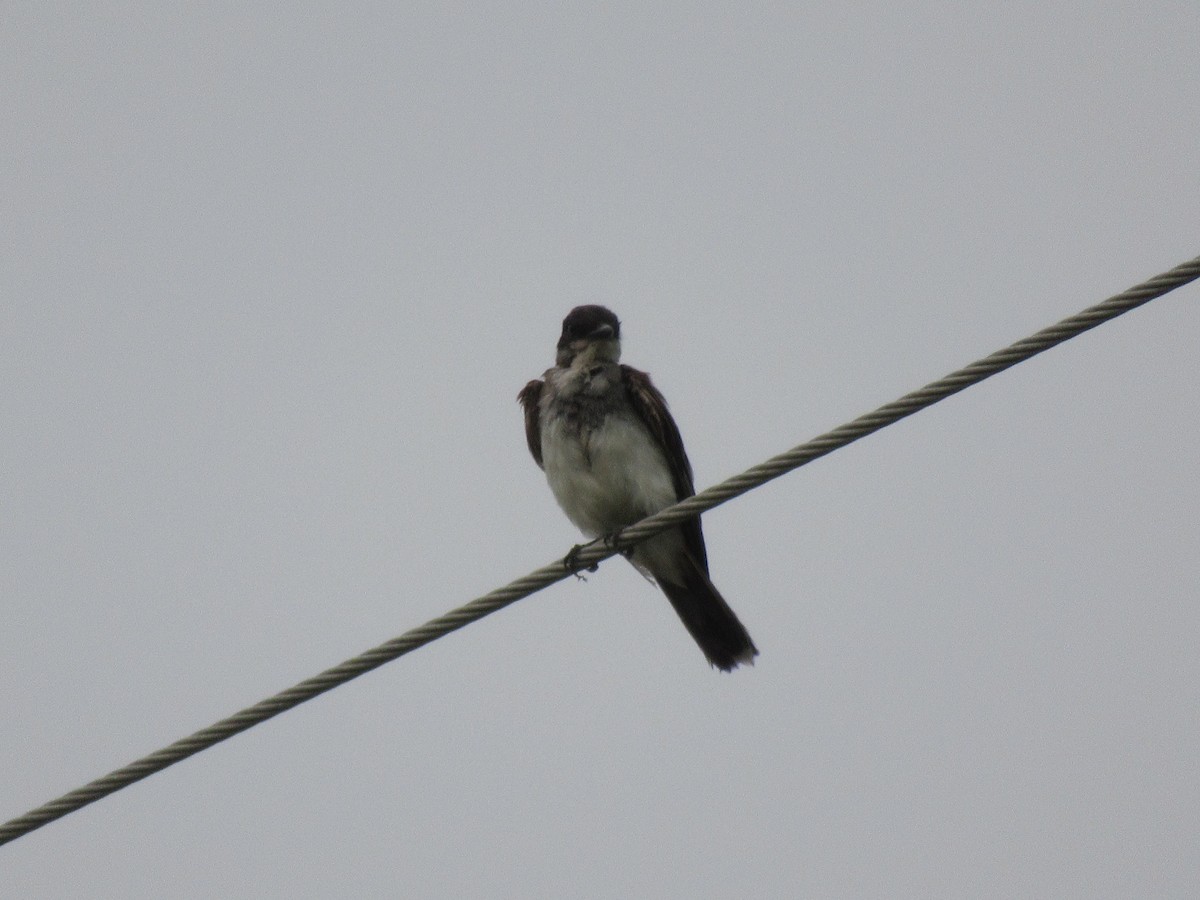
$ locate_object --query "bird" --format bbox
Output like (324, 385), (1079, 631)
(518, 304), (757, 671)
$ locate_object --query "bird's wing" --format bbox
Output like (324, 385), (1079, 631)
(517, 379), (545, 469)
(621, 364), (709, 573)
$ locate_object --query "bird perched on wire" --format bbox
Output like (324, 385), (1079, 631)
(518, 305), (757, 671)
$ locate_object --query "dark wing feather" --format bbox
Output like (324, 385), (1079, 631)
(517, 379), (545, 469)
(620, 365), (709, 573)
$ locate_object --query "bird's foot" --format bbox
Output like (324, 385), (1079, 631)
(564, 542), (599, 579)
(603, 528), (634, 559)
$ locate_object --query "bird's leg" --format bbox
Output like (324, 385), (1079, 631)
(603, 527), (634, 559)
(564, 530), (632, 580)
(564, 542), (600, 578)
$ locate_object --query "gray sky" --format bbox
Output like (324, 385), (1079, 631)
(4, 4), (1199, 897)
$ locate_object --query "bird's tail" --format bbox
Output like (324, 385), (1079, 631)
(658, 559), (758, 672)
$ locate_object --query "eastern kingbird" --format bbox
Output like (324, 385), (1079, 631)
(518, 305), (757, 671)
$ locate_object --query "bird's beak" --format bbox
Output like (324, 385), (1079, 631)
(589, 324), (615, 340)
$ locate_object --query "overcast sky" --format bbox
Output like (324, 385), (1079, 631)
(4, 4), (1199, 898)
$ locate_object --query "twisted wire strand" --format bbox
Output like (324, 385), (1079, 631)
(2, 254), (1198, 847)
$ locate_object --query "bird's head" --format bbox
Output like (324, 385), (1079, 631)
(555, 305), (622, 368)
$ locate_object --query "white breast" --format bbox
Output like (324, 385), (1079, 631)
(541, 411), (677, 539)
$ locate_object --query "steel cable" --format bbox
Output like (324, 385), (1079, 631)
(2, 253), (1198, 847)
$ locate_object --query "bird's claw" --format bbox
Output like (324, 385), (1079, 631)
(604, 528), (633, 559)
(564, 543), (599, 579)
(564, 531), (631, 580)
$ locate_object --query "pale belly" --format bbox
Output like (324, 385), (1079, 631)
(541, 413), (677, 538)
